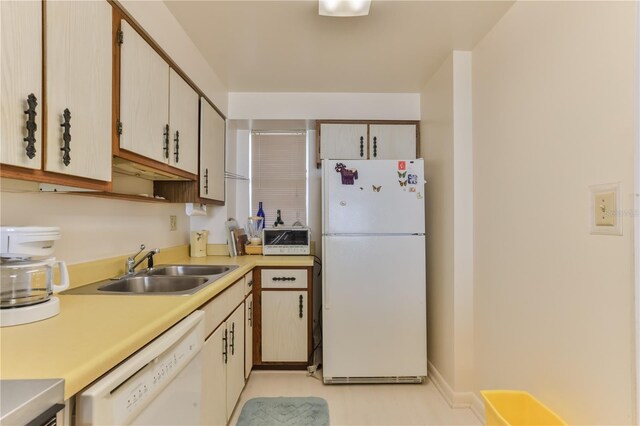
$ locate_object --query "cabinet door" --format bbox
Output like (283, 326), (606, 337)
(369, 124), (416, 160)
(261, 291), (308, 362)
(226, 306), (245, 421)
(169, 69), (198, 174)
(199, 100), (225, 201)
(320, 123), (368, 160)
(45, 1), (112, 181)
(245, 295), (253, 379)
(1, 1), (42, 169)
(120, 20), (169, 164)
(201, 325), (227, 426)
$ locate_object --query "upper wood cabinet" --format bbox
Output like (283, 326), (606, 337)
(1, 1), (42, 170)
(199, 99), (225, 202)
(45, 1), (112, 182)
(169, 70), (199, 174)
(119, 20), (199, 175)
(369, 124), (417, 159)
(319, 123), (368, 160)
(317, 121), (419, 166)
(119, 20), (170, 165)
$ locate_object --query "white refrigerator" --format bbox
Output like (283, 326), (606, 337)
(322, 159), (427, 383)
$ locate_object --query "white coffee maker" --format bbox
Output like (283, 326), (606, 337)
(0, 226), (69, 327)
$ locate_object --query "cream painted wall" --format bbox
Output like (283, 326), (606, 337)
(116, 0), (228, 115)
(0, 192), (188, 264)
(421, 55), (455, 387)
(421, 51), (474, 392)
(472, 1), (636, 424)
(228, 92), (420, 120)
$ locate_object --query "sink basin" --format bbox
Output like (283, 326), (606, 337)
(98, 276), (208, 294)
(147, 265), (237, 276)
(61, 263), (240, 296)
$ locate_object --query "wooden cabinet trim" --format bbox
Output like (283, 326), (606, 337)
(316, 120), (421, 167)
(108, 1), (225, 120)
(253, 266), (313, 367)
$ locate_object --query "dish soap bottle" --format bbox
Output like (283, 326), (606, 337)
(256, 202), (266, 229)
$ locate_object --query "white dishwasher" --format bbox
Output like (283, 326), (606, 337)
(76, 311), (205, 426)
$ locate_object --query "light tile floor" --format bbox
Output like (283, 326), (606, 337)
(229, 370), (481, 426)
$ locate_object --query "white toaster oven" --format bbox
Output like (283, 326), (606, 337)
(262, 227), (311, 256)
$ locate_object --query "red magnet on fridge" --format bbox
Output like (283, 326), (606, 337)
(398, 161), (406, 170)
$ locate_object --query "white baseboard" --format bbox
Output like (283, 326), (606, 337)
(427, 361), (485, 423)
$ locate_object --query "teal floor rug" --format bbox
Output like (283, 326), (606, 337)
(236, 397), (330, 426)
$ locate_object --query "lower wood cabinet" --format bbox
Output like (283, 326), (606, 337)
(254, 267), (313, 368)
(261, 291), (308, 362)
(245, 293), (253, 379)
(201, 279), (245, 425)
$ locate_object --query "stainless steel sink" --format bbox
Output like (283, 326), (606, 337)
(61, 264), (239, 296)
(98, 276), (208, 294)
(147, 265), (236, 276)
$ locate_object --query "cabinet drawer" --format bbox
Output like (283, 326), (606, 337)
(244, 271), (254, 296)
(201, 279), (244, 336)
(261, 269), (307, 289)
(202, 290), (227, 336)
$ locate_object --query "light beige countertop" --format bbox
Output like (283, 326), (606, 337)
(0, 253), (313, 399)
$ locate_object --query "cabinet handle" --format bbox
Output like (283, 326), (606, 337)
(222, 328), (228, 364)
(299, 294), (303, 318)
(23, 94), (37, 159)
(273, 277), (296, 282)
(229, 322), (235, 355)
(359, 136), (364, 158)
(373, 136), (377, 158)
(163, 124), (169, 159)
(249, 301), (253, 326)
(60, 109), (71, 166)
(204, 168), (209, 194)
(174, 130), (180, 163)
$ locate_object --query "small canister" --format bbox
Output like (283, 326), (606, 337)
(190, 230), (209, 257)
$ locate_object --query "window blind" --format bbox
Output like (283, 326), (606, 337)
(251, 132), (307, 228)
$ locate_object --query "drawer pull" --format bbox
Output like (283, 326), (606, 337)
(60, 108), (71, 166)
(174, 130), (180, 163)
(23, 94), (37, 159)
(163, 124), (169, 159)
(222, 328), (228, 364)
(273, 277), (296, 282)
(299, 294), (303, 318)
(229, 322), (235, 355)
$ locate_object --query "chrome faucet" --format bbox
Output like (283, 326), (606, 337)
(126, 244), (160, 274)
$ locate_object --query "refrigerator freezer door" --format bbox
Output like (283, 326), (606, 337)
(322, 235), (427, 380)
(323, 159), (425, 235)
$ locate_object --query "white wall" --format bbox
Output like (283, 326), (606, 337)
(0, 192), (188, 264)
(472, 1), (636, 424)
(228, 92), (420, 120)
(117, 0), (228, 115)
(421, 51), (474, 393)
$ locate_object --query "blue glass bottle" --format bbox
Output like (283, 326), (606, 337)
(256, 202), (266, 229)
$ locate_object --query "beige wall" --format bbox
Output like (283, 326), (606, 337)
(421, 51), (474, 393)
(0, 192), (189, 264)
(472, 1), (636, 424)
(117, 0), (228, 115)
(422, 55), (455, 387)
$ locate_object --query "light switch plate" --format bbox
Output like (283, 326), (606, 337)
(589, 183), (622, 235)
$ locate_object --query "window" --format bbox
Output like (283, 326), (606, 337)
(251, 132), (307, 227)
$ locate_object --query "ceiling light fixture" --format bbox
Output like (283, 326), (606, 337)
(319, 0), (371, 17)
